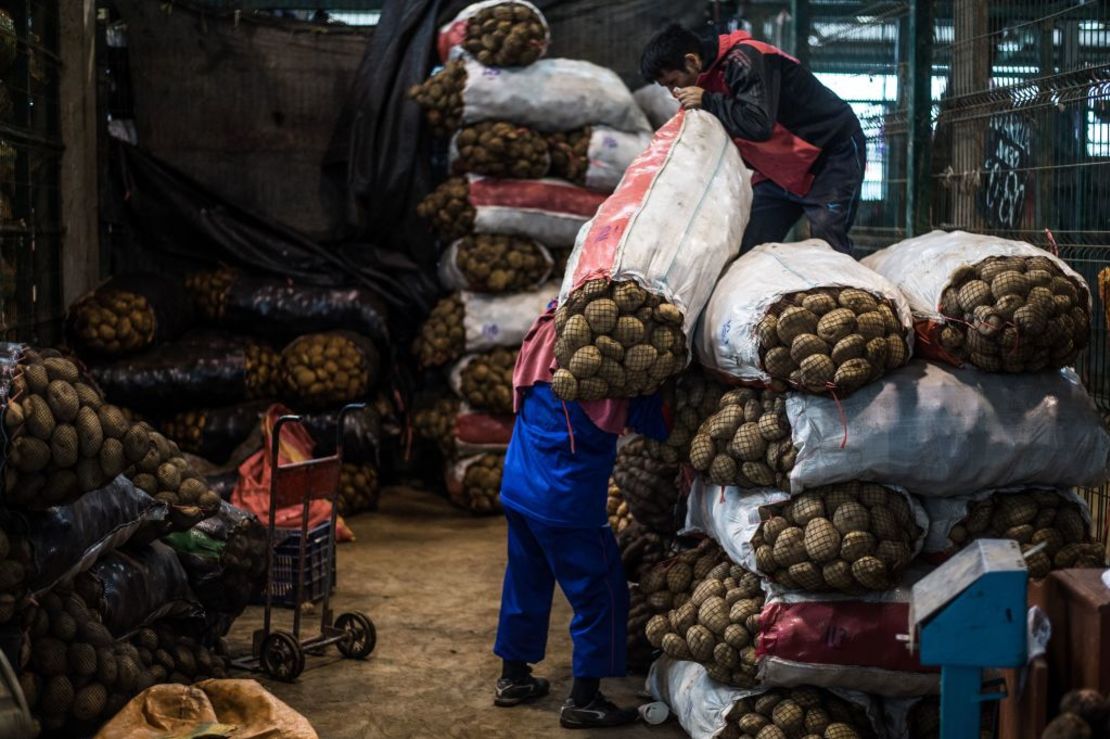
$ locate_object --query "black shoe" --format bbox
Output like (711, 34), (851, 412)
(494, 674), (551, 707)
(559, 693), (639, 729)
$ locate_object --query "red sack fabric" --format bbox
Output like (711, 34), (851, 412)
(231, 404), (353, 542)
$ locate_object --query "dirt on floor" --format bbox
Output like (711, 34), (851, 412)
(225, 485), (686, 739)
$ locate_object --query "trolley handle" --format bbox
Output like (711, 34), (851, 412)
(271, 414), (303, 468)
(335, 403), (367, 464)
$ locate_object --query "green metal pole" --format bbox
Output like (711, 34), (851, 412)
(790, 0), (810, 68)
(905, 0), (934, 237)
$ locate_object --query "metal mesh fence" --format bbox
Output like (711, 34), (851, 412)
(0, 1), (62, 345)
(803, 0), (1110, 542)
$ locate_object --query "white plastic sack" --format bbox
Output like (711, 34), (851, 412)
(559, 110), (752, 346)
(648, 656), (883, 739)
(461, 281), (557, 353)
(460, 57), (651, 133)
(861, 230), (1091, 320)
(466, 175), (607, 248)
(695, 240), (915, 384)
(683, 480), (928, 579)
(578, 127), (652, 193)
(921, 487), (1091, 554)
(437, 237), (553, 292)
(785, 361), (1110, 496)
(436, 0), (550, 64)
(633, 84), (680, 130)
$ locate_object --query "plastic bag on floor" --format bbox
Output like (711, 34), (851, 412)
(784, 362), (1110, 496)
(94, 678), (318, 739)
(459, 57), (651, 133)
(695, 240), (914, 394)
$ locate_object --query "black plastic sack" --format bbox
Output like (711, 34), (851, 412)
(66, 272), (195, 355)
(164, 501), (267, 638)
(81, 541), (200, 638)
(89, 331), (255, 414)
(300, 404), (382, 464)
(4, 475), (168, 596)
(221, 273), (389, 348)
(166, 400), (271, 464)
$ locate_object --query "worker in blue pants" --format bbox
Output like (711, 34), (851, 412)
(492, 309), (668, 730)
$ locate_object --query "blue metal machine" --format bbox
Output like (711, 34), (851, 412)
(908, 539), (1030, 738)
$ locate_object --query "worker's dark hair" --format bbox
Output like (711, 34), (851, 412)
(640, 23), (702, 83)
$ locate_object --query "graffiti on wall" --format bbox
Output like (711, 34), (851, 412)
(980, 113), (1032, 230)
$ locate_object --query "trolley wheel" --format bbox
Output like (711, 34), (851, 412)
(335, 611), (376, 659)
(260, 631), (305, 682)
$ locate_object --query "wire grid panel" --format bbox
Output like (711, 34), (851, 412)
(806, 1), (910, 250)
(0, 1), (62, 345)
(925, 0), (1110, 542)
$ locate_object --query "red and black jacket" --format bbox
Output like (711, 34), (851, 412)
(697, 30), (861, 197)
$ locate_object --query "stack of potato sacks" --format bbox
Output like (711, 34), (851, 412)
(0, 348), (255, 735)
(412, 0), (653, 515)
(67, 269), (385, 520)
(641, 231), (1110, 739)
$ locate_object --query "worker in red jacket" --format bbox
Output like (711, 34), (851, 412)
(640, 24), (865, 255)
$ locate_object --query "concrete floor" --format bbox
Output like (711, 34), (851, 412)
(226, 485), (686, 739)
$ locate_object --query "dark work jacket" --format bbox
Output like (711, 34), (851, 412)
(697, 30), (861, 196)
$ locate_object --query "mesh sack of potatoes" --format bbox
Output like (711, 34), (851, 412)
(647, 655), (880, 739)
(650, 368), (727, 464)
(3, 354), (140, 508)
(547, 127), (653, 194)
(922, 489), (1104, 579)
(697, 241), (913, 397)
(18, 584), (154, 734)
(553, 112), (753, 401)
(863, 230), (1091, 373)
(184, 270), (389, 349)
(551, 279), (689, 400)
(124, 423), (222, 530)
(611, 436), (681, 535)
(438, 234), (553, 294)
(687, 480), (927, 595)
(0, 528), (28, 624)
(1040, 690), (1110, 739)
(450, 120), (550, 179)
(636, 538), (729, 626)
(163, 500), (268, 636)
(644, 554), (766, 688)
(414, 397), (461, 455)
(68, 273), (194, 358)
(437, 1), (549, 67)
(688, 385), (794, 491)
(280, 331), (379, 410)
(607, 478), (633, 535)
(547, 128), (591, 185)
(446, 453), (504, 515)
(338, 463), (380, 516)
(616, 520), (671, 583)
(717, 687), (878, 739)
(160, 400), (269, 463)
(408, 60), (466, 137)
(415, 283), (556, 369)
(450, 347), (516, 414)
(129, 619), (229, 688)
(89, 332), (279, 415)
(418, 175), (606, 248)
